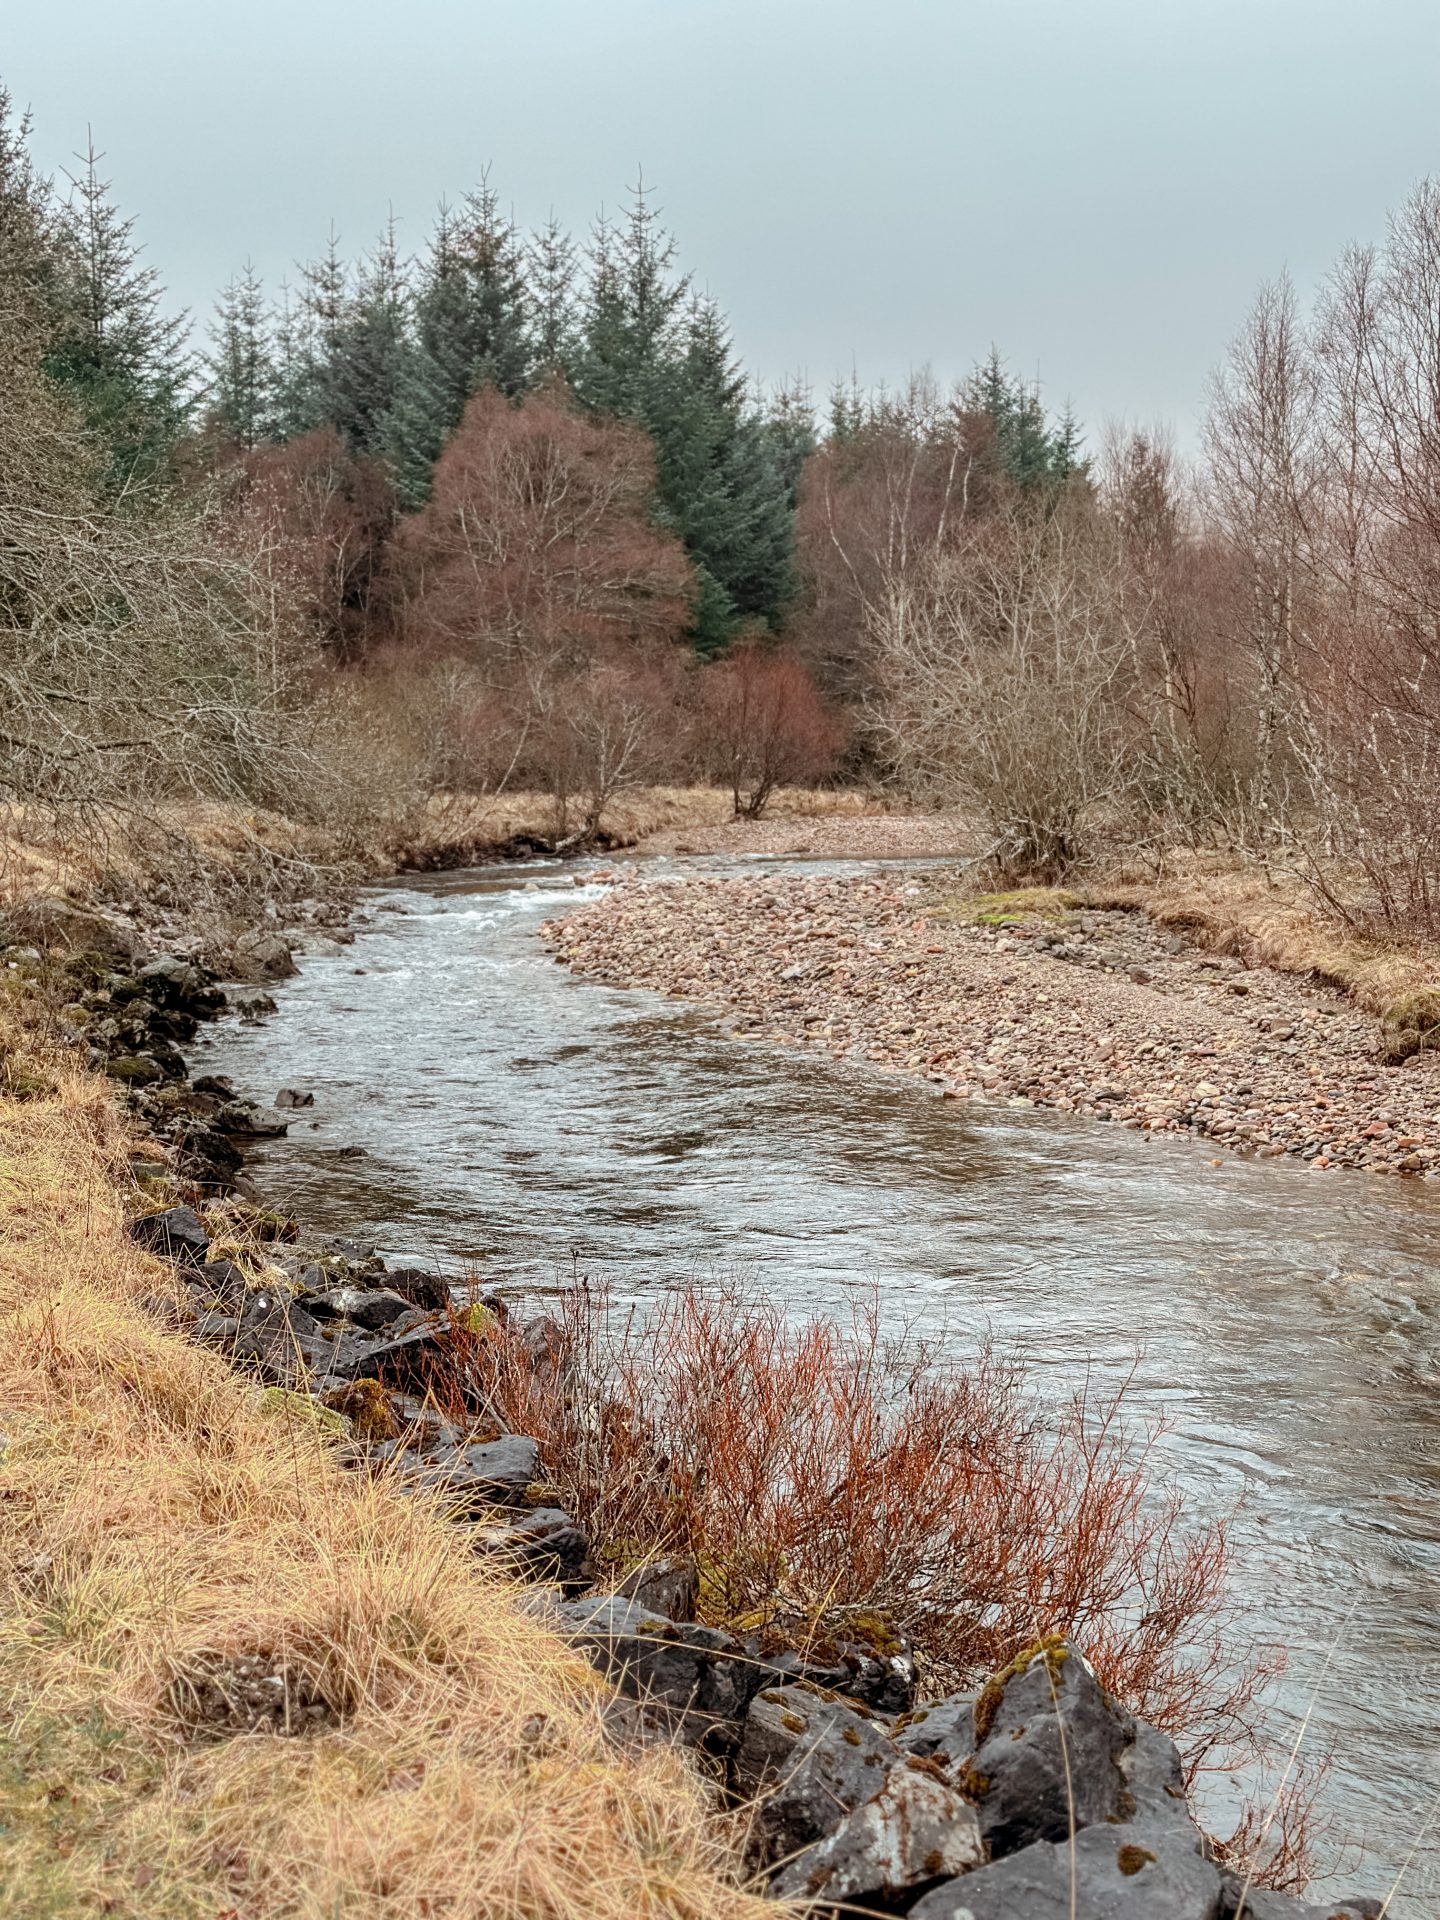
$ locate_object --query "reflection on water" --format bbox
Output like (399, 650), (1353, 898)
(198, 859), (1440, 1910)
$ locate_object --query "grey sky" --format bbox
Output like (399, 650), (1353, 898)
(10, 0), (1440, 444)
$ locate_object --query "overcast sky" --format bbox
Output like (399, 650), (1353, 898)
(10, 0), (1440, 445)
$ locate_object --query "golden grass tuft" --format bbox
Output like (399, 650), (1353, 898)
(0, 1054), (781, 1918)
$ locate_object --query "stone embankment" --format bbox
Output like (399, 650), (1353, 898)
(546, 871), (1440, 1176)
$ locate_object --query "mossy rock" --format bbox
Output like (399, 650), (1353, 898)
(104, 1054), (163, 1086)
(455, 1301), (497, 1336)
(973, 1633), (1070, 1747)
(2, 1065), (56, 1102)
(320, 1378), (400, 1443)
(1380, 986), (1440, 1063)
(256, 1387), (346, 1438)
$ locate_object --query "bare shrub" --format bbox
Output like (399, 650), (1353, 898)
(467, 1281), (1270, 1780)
(865, 495), (1146, 879)
(697, 643), (845, 818)
(531, 648), (691, 844)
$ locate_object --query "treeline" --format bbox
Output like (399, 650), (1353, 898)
(10, 77), (1437, 924)
(784, 197), (1440, 931)
(206, 183), (808, 654)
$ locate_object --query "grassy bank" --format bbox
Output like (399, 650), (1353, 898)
(0, 1026), (779, 1919)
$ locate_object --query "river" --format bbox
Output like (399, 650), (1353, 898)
(196, 857), (1440, 1911)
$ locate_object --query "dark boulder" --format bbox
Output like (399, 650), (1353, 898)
(910, 1821), (1221, 1919)
(191, 1259), (251, 1310)
(732, 1682), (894, 1866)
(385, 1266), (453, 1312)
(226, 929), (297, 982)
(106, 1054), (164, 1088)
(136, 955), (226, 1019)
(229, 1295), (329, 1388)
(1218, 1870), (1383, 1919)
(8, 898), (138, 961)
(214, 1098), (289, 1139)
(275, 1087), (314, 1109)
(770, 1756), (985, 1906)
(550, 1594), (763, 1755)
(395, 1434), (540, 1512)
(305, 1286), (414, 1332)
(128, 1205), (209, 1265)
(327, 1317), (454, 1389)
(475, 1506), (588, 1585)
(616, 1556), (699, 1622)
(893, 1690), (978, 1763)
(756, 1610), (918, 1715)
(967, 1640), (1135, 1858)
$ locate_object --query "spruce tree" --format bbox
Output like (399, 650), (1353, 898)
(206, 259), (274, 449)
(962, 348), (1076, 494)
(275, 228), (348, 438)
(572, 190), (796, 649)
(0, 87), (58, 357)
(327, 217), (409, 457)
(44, 136), (192, 491)
(383, 187), (531, 507)
(529, 213), (577, 372)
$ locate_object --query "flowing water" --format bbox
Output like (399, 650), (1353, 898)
(198, 857), (1440, 1910)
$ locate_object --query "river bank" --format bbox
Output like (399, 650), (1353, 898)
(3, 899), (1391, 1920)
(545, 867), (1440, 1177)
(1, 830), (1423, 1914)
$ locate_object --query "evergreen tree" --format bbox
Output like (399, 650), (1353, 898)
(529, 213), (577, 372)
(762, 377), (817, 505)
(274, 227), (347, 438)
(0, 86), (59, 358)
(383, 186), (531, 508)
(44, 136), (191, 492)
(1051, 402), (1088, 483)
(572, 189), (796, 650)
(206, 259), (274, 449)
(571, 187), (690, 417)
(328, 216), (409, 457)
(962, 348), (1076, 494)
(826, 372), (866, 445)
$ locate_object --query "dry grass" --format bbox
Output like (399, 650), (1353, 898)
(385, 785), (875, 869)
(0, 1052), (783, 1918)
(1082, 852), (1440, 1020)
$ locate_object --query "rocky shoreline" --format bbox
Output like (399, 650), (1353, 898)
(545, 869), (1440, 1178)
(7, 889), (1389, 1917)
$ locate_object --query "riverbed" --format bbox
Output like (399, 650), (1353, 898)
(196, 857), (1440, 1911)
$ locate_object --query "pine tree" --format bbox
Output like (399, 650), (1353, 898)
(44, 135), (192, 491)
(206, 259), (274, 449)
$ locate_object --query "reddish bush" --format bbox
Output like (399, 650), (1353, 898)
(698, 643), (845, 817)
(467, 1281), (1273, 1783)
(393, 381), (694, 673)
